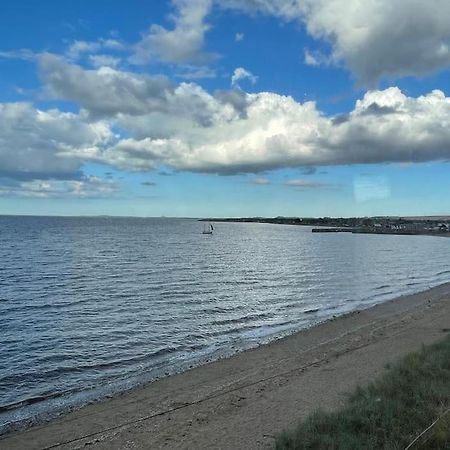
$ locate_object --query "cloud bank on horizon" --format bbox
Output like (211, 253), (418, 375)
(1, 0), (450, 200)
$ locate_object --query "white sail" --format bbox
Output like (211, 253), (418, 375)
(202, 222), (213, 234)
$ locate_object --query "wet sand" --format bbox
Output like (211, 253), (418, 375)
(1, 283), (450, 450)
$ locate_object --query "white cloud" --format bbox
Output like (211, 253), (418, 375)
(3, 1), (450, 201)
(66, 39), (124, 61)
(0, 176), (118, 198)
(285, 179), (327, 188)
(66, 41), (102, 60)
(9, 1), (450, 87)
(39, 55), (241, 126)
(97, 86), (450, 174)
(231, 67), (258, 88)
(6, 59), (450, 182)
(97, 91), (323, 174)
(327, 87), (450, 165)
(0, 102), (113, 181)
(303, 48), (331, 67)
(300, 0), (450, 84)
(235, 32), (244, 42)
(39, 54), (175, 118)
(88, 54), (121, 68)
(100, 138), (187, 171)
(303, 49), (320, 67)
(0, 48), (37, 61)
(219, 0), (450, 84)
(131, 0), (216, 65)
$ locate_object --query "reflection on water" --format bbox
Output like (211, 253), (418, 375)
(0, 216), (449, 432)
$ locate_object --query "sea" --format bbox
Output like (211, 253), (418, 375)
(1, 216), (449, 433)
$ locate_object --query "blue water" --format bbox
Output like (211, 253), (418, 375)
(0, 216), (449, 433)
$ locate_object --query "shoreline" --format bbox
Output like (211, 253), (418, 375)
(1, 282), (450, 449)
(199, 218), (450, 238)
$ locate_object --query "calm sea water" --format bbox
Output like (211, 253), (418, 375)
(1, 216), (449, 432)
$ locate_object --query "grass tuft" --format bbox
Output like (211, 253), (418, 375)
(275, 334), (450, 450)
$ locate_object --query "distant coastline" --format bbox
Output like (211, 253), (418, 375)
(200, 216), (450, 237)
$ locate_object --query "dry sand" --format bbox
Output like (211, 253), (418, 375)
(1, 283), (450, 450)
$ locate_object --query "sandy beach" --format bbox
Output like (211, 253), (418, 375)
(1, 282), (449, 450)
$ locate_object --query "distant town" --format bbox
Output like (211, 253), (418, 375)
(200, 216), (450, 236)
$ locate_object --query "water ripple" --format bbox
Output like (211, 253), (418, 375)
(0, 216), (449, 433)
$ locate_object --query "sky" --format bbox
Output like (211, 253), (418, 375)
(1, 0), (450, 217)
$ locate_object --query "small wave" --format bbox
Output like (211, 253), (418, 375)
(204, 323), (265, 338)
(436, 269), (450, 277)
(375, 284), (391, 290)
(378, 290), (394, 297)
(208, 312), (271, 327)
(1, 297), (94, 315)
(200, 305), (244, 315)
(324, 303), (343, 311)
(303, 308), (321, 314)
(0, 346), (185, 387)
(0, 392), (67, 413)
(278, 302), (303, 310)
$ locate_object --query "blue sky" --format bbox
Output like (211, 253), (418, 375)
(1, 0), (450, 217)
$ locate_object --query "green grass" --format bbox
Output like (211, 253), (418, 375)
(275, 334), (450, 450)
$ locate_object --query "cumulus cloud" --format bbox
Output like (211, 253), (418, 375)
(39, 54), (175, 118)
(131, 0), (216, 65)
(0, 97), (117, 198)
(3, 1), (450, 202)
(0, 176), (118, 198)
(100, 137), (188, 171)
(219, 0), (450, 84)
(231, 67), (258, 88)
(88, 54), (121, 68)
(303, 48), (331, 67)
(326, 87), (450, 165)
(97, 86), (450, 174)
(93, 91), (322, 174)
(301, 0), (450, 84)
(11, 1), (450, 87)
(214, 89), (249, 118)
(34, 59), (450, 174)
(66, 39), (124, 61)
(39, 54), (239, 126)
(0, 102), (113, 181)
(6, 57), (450, 186)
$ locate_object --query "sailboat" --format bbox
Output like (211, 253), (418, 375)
(202, 223), (214, 235)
